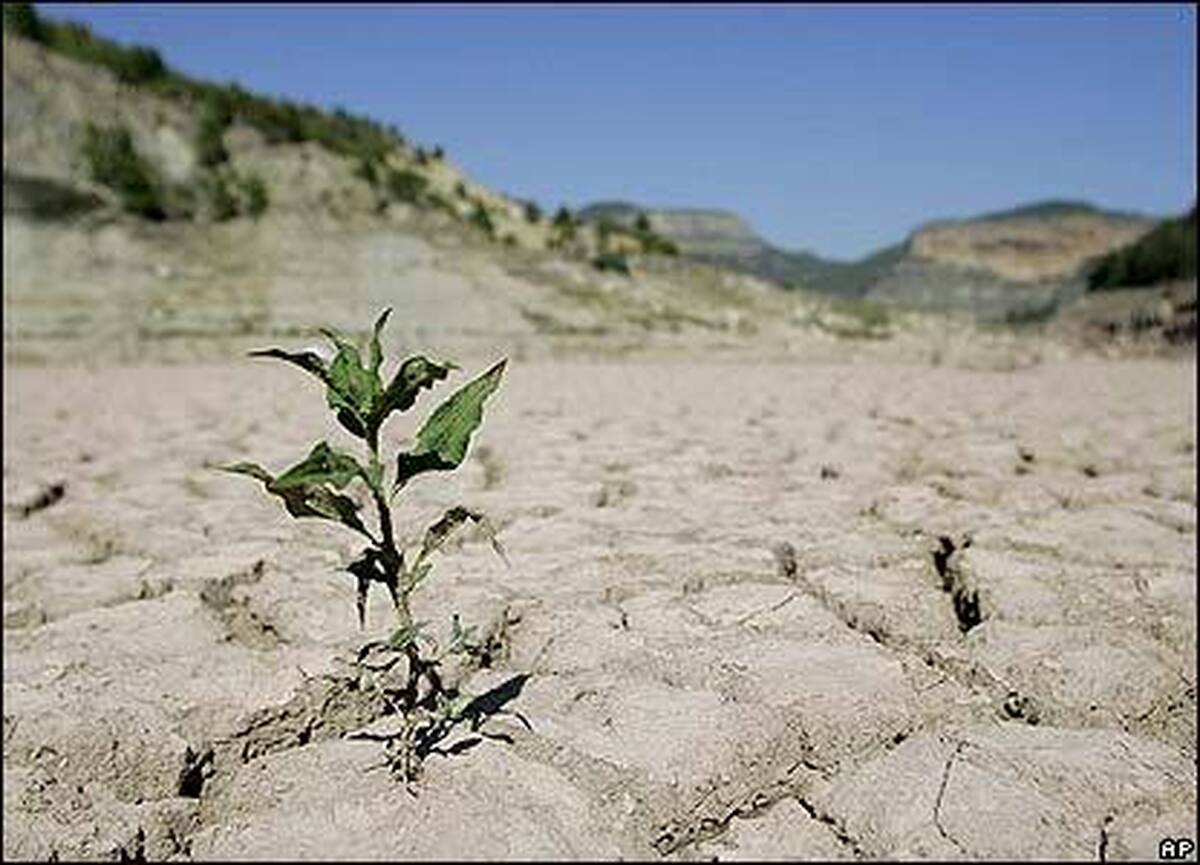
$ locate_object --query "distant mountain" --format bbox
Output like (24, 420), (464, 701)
(577, 202), (898, 298)
(866, 202), (1157, 320)
(581, 199), (1159, 320)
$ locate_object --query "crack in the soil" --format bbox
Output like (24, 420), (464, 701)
(769, 537), (1029, 734)
(932, 739), (968, 856)
(793, 793), (869, 859)
(646, 732), (834, 858)
(735, 590), (799, 628)
(1098, 813), (1114, 863)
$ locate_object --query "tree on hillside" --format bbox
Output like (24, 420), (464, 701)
(3, 3), (45, 41)
(1088, 205), (1197, 290)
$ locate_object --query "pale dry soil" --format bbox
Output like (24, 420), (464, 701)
(3, 357), (1196, 860)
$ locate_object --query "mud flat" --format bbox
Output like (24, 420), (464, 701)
(3, 356), (1195, 860)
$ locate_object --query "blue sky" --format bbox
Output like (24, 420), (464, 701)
(38, 3), (1197, 260)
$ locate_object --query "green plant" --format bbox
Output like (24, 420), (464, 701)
(591, 251), (631, 276)
(470, 202), (496, 238)
(387, 168), (428, 204)
(206, 172), (238, 222)
(3, 2), (45, 41)
(240, 173), (269, 219)
(219, 310), (513, 785)
(1088, 206), (1197, 290)
(552, 206), (574, 229)
(195, 94), (232, 167)
(355, 156), (380, 187)
(80, 122), (166, 221)
(523, 200), (542, 224)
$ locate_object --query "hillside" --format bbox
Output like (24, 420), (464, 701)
(1087, 205), (1197, 291)
(578, 202), (893, 299)
(579, 198), (1156, 321)
(2, 23), (872, 366)
(1, 6), (1182, 360)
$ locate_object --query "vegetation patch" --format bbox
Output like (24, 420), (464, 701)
(80, 122), (166, 221)
(1088, 206), (1197, 290)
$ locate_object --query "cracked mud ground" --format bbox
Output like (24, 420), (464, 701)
(3, 357), (1196, 860)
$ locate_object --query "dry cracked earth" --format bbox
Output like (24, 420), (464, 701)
(3, 356), (1197, 860)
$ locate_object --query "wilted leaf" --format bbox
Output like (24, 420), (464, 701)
(299, 485), (370, 534)
(394, 359), (506, 490)
(418, 505), (508, 566)
(248, 348), (329, 384)
(219, 461), (273, 484)
(370, 355), (456, 435)
(218, 446), (373, 539)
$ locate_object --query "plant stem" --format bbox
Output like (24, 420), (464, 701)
(365, 433), (429, 718)
(366, 437), (408, 626)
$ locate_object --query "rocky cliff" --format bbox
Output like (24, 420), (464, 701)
(584, 198), (1158, 320)
(866, 203), (1156, 321)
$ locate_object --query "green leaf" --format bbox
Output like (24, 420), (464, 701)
(322, 330), (382, 440)
(403, 561), (432, 593)
(388, 620), (430, 651)
(218, 461), (273, 484)
(394, 359), (506, 490)
(271, 442), (365, 491)
(446, 613), (477, 656)
(249, 342), (373, 439)
(368, 307), (392, 377)
(369, 355), (456, 436)
(218, 445), (373, 540)
(248, 348), (329, 384)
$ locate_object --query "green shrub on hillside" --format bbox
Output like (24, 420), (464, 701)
(4, 3), (45, 41)
(470, 203), (496, 238)
(592, 252), (631, 276)
(15, 7), (408, 185)
(386, 168), (428, 204)
(552, 206), (576, 235)
(240, 173), (270, 219)
(639, 232), (679, 256)
(196, 95), (232, 167)
(80, 122), (166, 220)
(206, 172), (238, 222)
(43, 19), (166, 85)
(1088, 207), (1197, 290)
(355, 156), (380, 187)
(523, 200), (542, 224)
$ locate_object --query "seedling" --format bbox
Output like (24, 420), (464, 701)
(220, 308), (520, 786)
